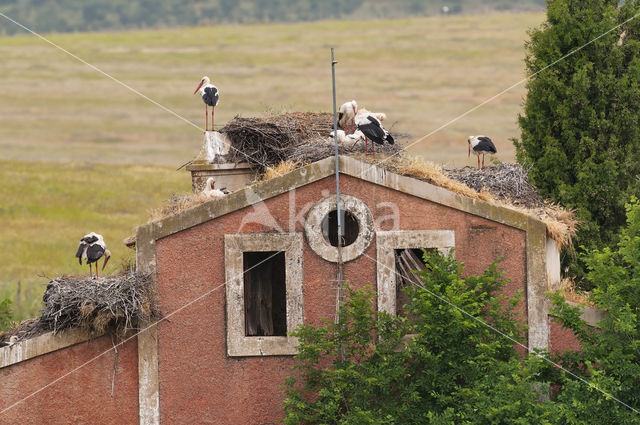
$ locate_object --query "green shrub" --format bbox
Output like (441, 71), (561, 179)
(550, 198), (640, 423)
(514, 0), (640, 282)
(284, 251), (557, 424)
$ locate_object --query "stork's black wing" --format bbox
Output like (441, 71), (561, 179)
(358, 116), (386, 145)
(386, 134), (395, 145)
(81, 235), (98, 244)
(202, 86), (219, 106)
(475, 137), (497, 153)
(75, 242), (87, 264)
(86, 244), (105, 264)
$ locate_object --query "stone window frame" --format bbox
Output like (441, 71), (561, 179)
(303, 194), (375, 263)
(224, 232), (303, 357)
(376, 230), (455, 314)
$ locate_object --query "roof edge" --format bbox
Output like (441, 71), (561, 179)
(0, 328), (99, 369)
(338, 155), (546, 235)
(137, 155), (546, 243)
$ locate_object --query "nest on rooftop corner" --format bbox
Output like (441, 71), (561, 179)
(1, 272), (158, 343)
(219, 112), (403, 170)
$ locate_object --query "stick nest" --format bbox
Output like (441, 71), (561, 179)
(15, 272), (158, 340)
(220, 112), (402, 169)
(443, 164), (546, 209)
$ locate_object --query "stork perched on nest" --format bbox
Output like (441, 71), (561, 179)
(338, 100), (358, 134)
(75, 232), (111, 279)
(194, 76), (219, 131)
(355, 115), (394, 156)
(468, 135), (497, 169)
(338, 100), (387, 134)
(202, 177), (229, 199)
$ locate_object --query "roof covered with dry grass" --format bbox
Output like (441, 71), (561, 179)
(148, 192), (212, 223)
(154, 112), (578, 248)
(0, 272), (157, 343)
(366, 155), (578, 248)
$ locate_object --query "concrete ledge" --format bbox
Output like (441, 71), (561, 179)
(0, 328), (97, 369)
(561, 302), (605, 327)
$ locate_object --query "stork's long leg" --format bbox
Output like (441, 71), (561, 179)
(477, 156), (481, 169)
(89, 263), (93, 279)
(482, 154), (485, 169)
(212, 107), (215, 131)
(372, 141), (375, 158)
(96, 262), (99, 279)
(205, 105), (208, 131)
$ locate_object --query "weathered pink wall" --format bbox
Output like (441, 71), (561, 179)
(0, 335), (139, 425)
(155, 174), (527, 424)
(549, 318), (583, 354)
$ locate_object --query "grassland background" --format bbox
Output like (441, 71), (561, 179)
(0, 12), (545, 319)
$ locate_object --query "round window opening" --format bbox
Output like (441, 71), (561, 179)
(321, 210), (360, 247)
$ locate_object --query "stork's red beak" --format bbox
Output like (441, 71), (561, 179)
(102, 250), (111, 271)
(210, 181), (215, 189)
(194, 81), (204, 95)
(468, 144), (470, 157)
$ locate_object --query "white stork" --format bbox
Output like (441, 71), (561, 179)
(202, 177), (229, 199)
(468, 135), (497, 169)
(355, 115), (395, 156)
(338, 100), (358, 135)
(194, 76), (219, 131)
(330, 129), (366, 147)
(75, 232), (111, 279)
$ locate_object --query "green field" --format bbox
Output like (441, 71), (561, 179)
(0, 161), (190, 319)
(0, 12), (545, 319)
(0, 12), (544, 166)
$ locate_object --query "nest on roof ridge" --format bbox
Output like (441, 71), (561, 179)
(7, 272), (158, 341)
(444, 163), (546, 209)
(220, 112), (403, 169)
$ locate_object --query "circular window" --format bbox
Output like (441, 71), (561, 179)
(304, 195), (374, 263)
(321, 210), (360, 247)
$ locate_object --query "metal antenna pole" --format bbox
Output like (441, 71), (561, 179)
(331, 48), (345, 336)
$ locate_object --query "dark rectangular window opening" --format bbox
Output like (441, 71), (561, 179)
(394, 248), (434, 317)
(243, 251), (287, 337)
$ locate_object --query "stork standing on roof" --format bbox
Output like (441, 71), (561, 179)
(468, 135), (497, 169)
(355, 115), (395, 156)
(338, 100), (358, 135)
(75, 232), (111, 279)
(194, 76), (219, 131)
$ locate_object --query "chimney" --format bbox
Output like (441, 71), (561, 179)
(186, 131), (256, 193)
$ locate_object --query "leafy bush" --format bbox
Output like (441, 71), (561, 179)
(550, 198), (640, 423)
(514, 0), (640, 280)
(284, 251), (557, 424)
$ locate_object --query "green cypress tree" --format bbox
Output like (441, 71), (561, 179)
(514, 0), (640, 276)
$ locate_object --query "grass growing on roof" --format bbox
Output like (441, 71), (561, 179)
(363, 154), (578, 248)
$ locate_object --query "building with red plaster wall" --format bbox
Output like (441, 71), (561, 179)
(1, 152), (593, 425)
